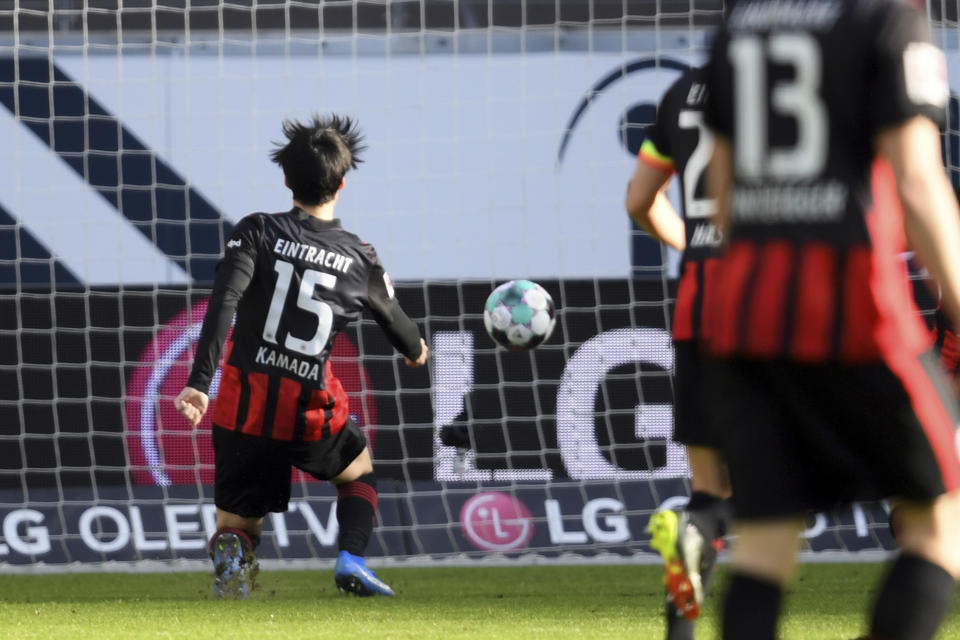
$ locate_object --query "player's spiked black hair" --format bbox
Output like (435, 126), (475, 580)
(270, 114), (366, 207)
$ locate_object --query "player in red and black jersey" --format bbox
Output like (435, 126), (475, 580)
(626, 66), (732, 639)
(704, 0), (960, 636)
(175, 115), (427, 599)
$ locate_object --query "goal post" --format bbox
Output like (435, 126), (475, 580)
(0, 0), (951, 569)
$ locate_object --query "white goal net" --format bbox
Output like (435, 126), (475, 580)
(0, 0), (952, 569)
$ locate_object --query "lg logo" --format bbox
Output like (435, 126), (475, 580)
(460, 492), (534, 552)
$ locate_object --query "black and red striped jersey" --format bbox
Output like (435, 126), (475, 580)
(187, 208), (423, 442)
(639, 66), (722, 341)
(703, 0), (948, 363)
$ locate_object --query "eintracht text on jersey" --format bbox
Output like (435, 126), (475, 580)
(272, 238), (355, 273)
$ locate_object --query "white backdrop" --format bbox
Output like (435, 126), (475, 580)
(6, 52), (690, 284)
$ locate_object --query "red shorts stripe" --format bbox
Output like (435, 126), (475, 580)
(211, 342), (241, 428)
(790, 244), (837, 363)
(672, 261), (699, 341)
(745, 241), (793, 357)
(240, 372), (269, 437)
(882, 347), (960, 492)
(271, 377), (302, 442)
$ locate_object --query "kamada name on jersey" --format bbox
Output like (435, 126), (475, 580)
(255, 346), (321, 381)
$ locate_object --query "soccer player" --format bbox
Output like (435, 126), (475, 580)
(625, 66), (732, 639)
(174, 114), (428, 599)
(703, 0), (960, 637)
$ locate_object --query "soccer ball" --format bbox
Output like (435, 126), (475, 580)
(483, 280), (556, 351)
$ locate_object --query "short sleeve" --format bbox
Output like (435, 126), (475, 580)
(868, 3), (948, 134)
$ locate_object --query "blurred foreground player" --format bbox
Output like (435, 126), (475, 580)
(625, 66), (732, 639)
(174, 115), (428, 598)
(704, 0), (960, 637)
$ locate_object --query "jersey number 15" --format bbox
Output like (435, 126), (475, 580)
(263, 260), (337, 357)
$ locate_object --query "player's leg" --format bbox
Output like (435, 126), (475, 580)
(859, 352), (960, 638)
(208, 510), (263, 599)
(329, 446), (394, 596)
(705, 358), (821, 638)
(722, 519), (804, 640)
(648, 341), (732, 636)
(686, 444), (732, 547)
(292, 418), (393, 597)
(648, 446), (731, 632)
(868, 492), (960, 640)
(210, 426), (284, 599)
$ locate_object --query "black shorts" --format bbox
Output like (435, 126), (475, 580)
(212, 419), (367, 518)
(707, 351), (960, 520)
(673, 340), (723, 448)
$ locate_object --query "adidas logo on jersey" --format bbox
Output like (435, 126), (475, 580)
(226, 239), (242, 249)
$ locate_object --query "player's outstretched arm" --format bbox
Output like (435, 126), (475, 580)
(877, 116), (960, 327)
(364, 257), (427, 367)
(174, 218), (258, 425)
(625, 155), (686, 251)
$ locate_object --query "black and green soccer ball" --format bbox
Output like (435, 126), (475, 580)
(483, 280), (556, 351)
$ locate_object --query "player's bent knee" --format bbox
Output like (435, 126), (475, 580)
(332, 447), (374, 485)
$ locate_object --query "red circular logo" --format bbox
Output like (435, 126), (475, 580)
(460, 492), (534, 552)
(124, 299), (377, 486)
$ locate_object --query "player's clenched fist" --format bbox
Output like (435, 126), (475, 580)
(174, 386), (209, 427)
(405, 338), (429, 367)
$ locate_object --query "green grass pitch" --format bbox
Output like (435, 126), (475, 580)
(2, 564), (959, 639)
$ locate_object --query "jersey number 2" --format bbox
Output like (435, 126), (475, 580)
(678, 110), (716, 219)
(262, 260), (337, 356)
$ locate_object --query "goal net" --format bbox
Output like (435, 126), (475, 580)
(0, 0), (951, 569)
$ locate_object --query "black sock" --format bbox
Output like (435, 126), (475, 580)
(336, 474), (378, 556)
(870, 553), (956, 640)
(686, 491), (732, 542)
(722, 572), (782, 640)
(665, 601), (695, 640)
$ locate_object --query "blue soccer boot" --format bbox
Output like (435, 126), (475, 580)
(334, 550), (395, 597)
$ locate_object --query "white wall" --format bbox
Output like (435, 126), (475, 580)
(42, 53), (685, 283)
